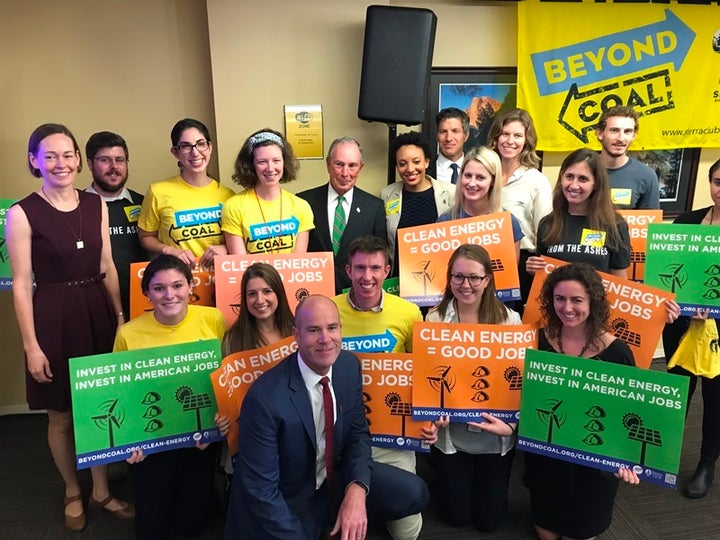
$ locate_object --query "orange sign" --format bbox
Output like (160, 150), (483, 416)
(411, 321), (538, 421)
(129, 262), (214, 319)
(214, 252), (335, 327)
(397, 213), (520, 306)
(522, 256), (674, 369)
(356, 352), (430, 452)
(618, 209), (663, 282)
(210, 336), (297, 456)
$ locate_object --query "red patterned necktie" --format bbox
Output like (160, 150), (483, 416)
(319, 376), (334, 492)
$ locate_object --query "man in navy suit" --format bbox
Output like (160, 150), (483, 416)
(298, 138), (387, 293)
(225, 295), (427, 539)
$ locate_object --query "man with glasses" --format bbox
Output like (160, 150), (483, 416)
(333, 235), (435, 540)
(298, 137), (386, 293)
(86, 131), (148, 316)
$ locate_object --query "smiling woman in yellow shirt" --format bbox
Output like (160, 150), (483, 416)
(114, 254), (228, 540)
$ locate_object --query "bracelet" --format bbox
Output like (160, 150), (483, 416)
(117, 312), (125, 318)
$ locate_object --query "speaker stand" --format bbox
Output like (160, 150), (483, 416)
(387, 124), (397, 185)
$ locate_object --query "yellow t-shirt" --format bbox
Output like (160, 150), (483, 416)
(138, 175), (235, 257)
(221, 188), (314, 254)
(332, 292), (422, 353)
(113, 305), (226, 352)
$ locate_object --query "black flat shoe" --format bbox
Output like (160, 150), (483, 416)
(683, 459), (715, 499)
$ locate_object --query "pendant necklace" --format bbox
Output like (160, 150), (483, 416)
(255, 188), (283, 253)
(41, 187), (84, 249)
(558, 331), (589, 357)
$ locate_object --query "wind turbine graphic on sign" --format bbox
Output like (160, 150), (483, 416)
(427, 365), (454, 408)
(91, 399), (124, 448)
(658, 263), (687, 293)
(536, 399), (566, 444)
(412, 260), (435, 295)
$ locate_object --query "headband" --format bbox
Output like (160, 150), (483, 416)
(247, 132), (284, 153)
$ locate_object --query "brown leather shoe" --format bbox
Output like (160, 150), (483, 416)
(63, 494), (86, 532)
(89, 494), (135, 520)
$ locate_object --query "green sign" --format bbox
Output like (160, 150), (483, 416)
(517, 349), (689, 488)
(0, 198), (16, 290)
(645, 223), (720, 317)
(70, 339), (223, 469)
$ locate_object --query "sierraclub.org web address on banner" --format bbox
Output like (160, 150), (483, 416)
(661, 126), (720, 137)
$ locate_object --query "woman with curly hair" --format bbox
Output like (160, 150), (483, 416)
(426, 244), (520, 532)
(526, 148), (631, 277)
(222, 128), (314, 254)
(380, 131), (455, 274)
(525, 262), (639, 540)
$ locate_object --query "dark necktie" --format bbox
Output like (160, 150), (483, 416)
(319, 376), (335, 493)
(332, 195), (345, 254)
(450, 163), (459, 185)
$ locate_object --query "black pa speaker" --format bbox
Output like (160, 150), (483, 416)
(358, 5), (437, 126)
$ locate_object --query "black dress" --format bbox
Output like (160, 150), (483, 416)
(524, 332), (635, 538)
(18, 190), (117, 411)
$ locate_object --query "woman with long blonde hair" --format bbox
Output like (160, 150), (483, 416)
(437, 146), (523, 261)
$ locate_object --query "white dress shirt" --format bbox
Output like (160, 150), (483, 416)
(435, 153), (464, 184)
(326, 185), (354, 237)
(297, 353), (336, 489)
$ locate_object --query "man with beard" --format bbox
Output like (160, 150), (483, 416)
(86, 132), (148, 315)
(595, 106), (660, 209)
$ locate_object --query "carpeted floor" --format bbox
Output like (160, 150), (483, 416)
(1, 358), (717, 539)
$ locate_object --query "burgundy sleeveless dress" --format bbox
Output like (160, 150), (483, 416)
(18, 190), (117, 411)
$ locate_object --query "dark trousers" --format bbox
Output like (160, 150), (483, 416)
(663, 317), (720, 461)
(132, 445), (218, 540)
(516, 249), (536, 316)
(366, 460), (429, 523)
(294, 461), (429, 539)
(431, 447), (515, 532)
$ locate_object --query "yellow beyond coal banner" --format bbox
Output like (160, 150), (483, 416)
(517, 1), (720, 150)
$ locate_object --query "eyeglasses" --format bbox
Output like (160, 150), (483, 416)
(93, 156), (127, 165)
(175, 140), (210, 155)
(450, 273), (487, 286)
(331, 160), (361, 172)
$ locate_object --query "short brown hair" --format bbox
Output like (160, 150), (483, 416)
(596, 106), (639, 132)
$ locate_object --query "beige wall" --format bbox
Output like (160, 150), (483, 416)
(208, 0), (517, 195)
(0, 0), (216, 412)
(0, 0), (716, 411)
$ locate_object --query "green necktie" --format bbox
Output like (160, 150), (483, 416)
(332, 195), (346, 254)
